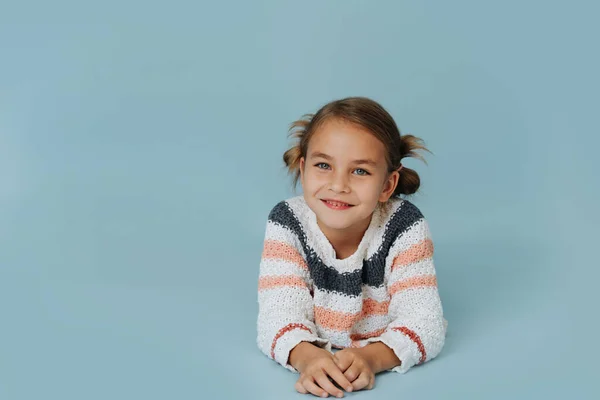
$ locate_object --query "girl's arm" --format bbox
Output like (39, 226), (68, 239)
(256, 202), (331, 372)
(361, 216), (447, 374)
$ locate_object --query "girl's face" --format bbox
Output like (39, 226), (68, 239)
(299, 118), (399, 233)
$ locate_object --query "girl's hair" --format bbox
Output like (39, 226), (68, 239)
(283, 96), (432, 198)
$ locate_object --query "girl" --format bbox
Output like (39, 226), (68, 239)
(256, 97), (448, 398)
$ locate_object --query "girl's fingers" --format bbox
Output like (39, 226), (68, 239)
(343, 362), (362, 382)
(294, 381), (308, 394)
(302, 379), (330, 398)
(351, 371), (371, 391)
(333, 353), (353, 372)
(315, 371), (345, 398)
(324, 365), (354, 393)
(367, 375), (375, 390)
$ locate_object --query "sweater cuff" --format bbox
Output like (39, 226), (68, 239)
(363, 318), (448, 374)
(274, 330), (332, 373)
(363, 332), (420, 374)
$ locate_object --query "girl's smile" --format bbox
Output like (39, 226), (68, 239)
(320, 198), (355, 210)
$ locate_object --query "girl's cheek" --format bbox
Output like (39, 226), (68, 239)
(308, 173), (326, 183)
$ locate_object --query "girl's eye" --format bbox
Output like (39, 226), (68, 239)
(313, 163), (370, 176)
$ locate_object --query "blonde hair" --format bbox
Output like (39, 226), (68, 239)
(283, 96), (432, 198)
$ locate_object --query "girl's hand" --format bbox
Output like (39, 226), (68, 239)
(332, 348), (376, 391)
(292, 345), (354, 398)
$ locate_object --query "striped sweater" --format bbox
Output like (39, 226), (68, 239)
(256, 195), (448, 374)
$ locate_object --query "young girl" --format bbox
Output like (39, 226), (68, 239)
(256, 97), (448, 398)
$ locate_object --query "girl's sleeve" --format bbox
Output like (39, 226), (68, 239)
(362, 216), (448, 374)
(256, 202), (331, 373)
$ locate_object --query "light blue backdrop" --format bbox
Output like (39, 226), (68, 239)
(1, 1), (598, 399)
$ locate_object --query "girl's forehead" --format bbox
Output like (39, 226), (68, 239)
(307, 120), (387, 162)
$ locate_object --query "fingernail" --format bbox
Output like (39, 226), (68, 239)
(347, 386), (353, 392)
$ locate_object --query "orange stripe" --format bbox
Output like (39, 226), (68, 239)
(392, 326), (427, 364)
(262, 240), (308, 270)
(389, 275), (437, 296)
(314, 299), (390, 331)
(362, 298), (389, 316)
(391, 239), (434, 271)
(314, 307), (357, 331)
(270, 323), (312, 359)
(350, 327), (386, 341)
(258, 275), (308, 291)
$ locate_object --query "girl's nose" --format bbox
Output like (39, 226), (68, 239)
(329, 172), (350, 193)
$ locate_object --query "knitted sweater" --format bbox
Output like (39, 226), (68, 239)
(256, 195), (448, 374)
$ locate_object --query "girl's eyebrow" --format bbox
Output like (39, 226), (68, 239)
(310, 151), (333, 160)
(352, 158), (378, 167)
(309, 151), (378, 167)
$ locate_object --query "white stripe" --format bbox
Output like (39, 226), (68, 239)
(313, 288), (362, 314)
(258, 285), (314, 317)
(389, 257), (436, 283)
(388, 287), (444, 318)
(259, 258), (309, 281)
(316, 326), (352, 348)
(362, 285), (390, 303)
(351, 314), (391, 334)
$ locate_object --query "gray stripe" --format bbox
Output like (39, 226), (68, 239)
(267, 199), (424, 297)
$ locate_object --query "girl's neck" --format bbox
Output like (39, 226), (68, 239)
(317, 213), (373, 260)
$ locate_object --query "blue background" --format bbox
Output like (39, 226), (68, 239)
(1, 1), (598, 399)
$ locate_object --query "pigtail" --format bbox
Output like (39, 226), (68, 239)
(283, 113), (314, 189)
(393, 134), (433, 197)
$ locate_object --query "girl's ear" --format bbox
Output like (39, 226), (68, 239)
(379, 171), (399, 202)
(299, 157), (305, 185)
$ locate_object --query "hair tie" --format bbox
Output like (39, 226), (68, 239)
(397, 163), (404, 172)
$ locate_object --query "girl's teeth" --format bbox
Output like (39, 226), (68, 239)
(328, 201), (349, 206)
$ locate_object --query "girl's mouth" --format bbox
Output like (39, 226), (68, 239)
(321, 199), (354, 210)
